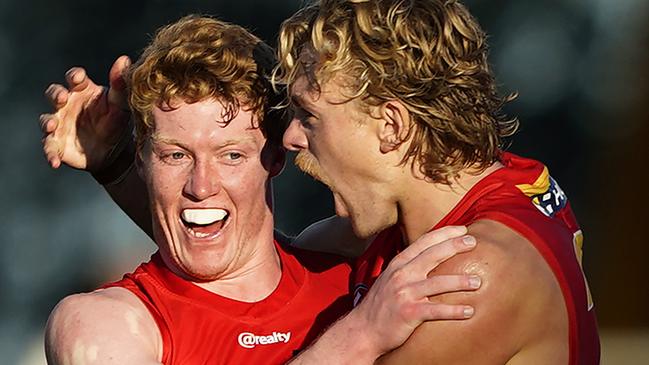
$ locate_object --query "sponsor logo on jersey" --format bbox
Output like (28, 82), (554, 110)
(516, 166), (567, 217)
(237, 331), (291, 349)
(353, 284), (369, 307)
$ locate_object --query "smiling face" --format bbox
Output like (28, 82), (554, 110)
(283, 77), (400, 239)
(140, 98), (280, 281)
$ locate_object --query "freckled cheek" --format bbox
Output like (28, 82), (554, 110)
(220, 168), (270, 208)
(150, 166), (190, 197)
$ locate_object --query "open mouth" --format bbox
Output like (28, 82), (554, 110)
(180, 208), (229, 239)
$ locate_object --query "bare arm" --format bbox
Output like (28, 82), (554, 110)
(103, 161), (153, 237)
(40, 58), (153, 237)
(289, 226), (482, 364)
(376, 219), (569, 365)
(291, 215), (372, 257)
(45, 287), (162, 365)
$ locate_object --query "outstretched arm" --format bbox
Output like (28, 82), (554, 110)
(40, 57), (153, 237)
(289, 226), (482, 364)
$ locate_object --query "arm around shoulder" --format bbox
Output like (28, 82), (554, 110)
(45, 287), (163, 365)
(377, 219), (568, 365)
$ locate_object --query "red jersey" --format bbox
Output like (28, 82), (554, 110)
(103, 241), (351, 364)
(352, 152), (600, 365)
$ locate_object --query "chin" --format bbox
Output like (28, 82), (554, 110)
(165, 246), (229, 282)
(350, 218), (385, 240)
(350, 209), (397, 239)
(179, 258), (226, 282)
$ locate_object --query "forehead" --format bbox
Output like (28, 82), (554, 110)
(289, 75), (318, 104)
(290, 74), (357, 108)
(151, 98), (266, 144)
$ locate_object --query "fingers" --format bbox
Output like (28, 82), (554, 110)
(39, 113), (58, 134)
(396, 226), (468, 263)
(42, 133), (62, 169)
(411, 274), (481, 298)
(108, 55), (131, 109)
(108, 55), (130, 90)
(40, 113), (63, 168)
(44, 84), (69, 109)
(65, 67), (90, 92)
(417, 303), (475, 321)
(407, 234), (476, 274)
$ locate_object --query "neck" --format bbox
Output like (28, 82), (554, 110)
(195, 213), (282, 303)
(397, 162), (503, 244)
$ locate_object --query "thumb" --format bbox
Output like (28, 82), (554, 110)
(107, 55), (131, 110)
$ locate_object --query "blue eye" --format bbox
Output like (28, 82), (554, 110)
(171, 152), (185, 160)
(228, 152), (242, 160)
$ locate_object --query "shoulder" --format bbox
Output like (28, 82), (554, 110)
(378, 219), (568, 364)
(45, 287), (162, 365)
(465, 219), (562, 301)
(439, 219), (565, 323)
(426, 219), (561, 297)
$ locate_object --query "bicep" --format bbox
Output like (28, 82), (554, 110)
(45, 289), (162, 365)
(293, 215), (372, 257)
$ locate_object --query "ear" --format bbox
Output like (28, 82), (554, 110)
(269, 147), (286, 177)
(377, 100), (411, 153)
(261, 142), (287, 178)
(135, 146), (147, 181)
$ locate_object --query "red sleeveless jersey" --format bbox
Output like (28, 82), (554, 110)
(352, 152), (600, 365)
(103, 241), (351, 364)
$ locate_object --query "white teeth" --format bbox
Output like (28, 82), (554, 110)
(181, 209), (228, 225)
(187, 228), (211, 238)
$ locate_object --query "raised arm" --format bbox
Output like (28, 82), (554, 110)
(289, 226), (482, 364)
(45, 287), (162, 365)
(40, 57), (153, 236)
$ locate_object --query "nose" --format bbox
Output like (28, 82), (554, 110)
(283, 118), (308, 152)
(183, 159), (220, 201)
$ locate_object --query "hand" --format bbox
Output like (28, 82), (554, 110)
(350, 226), (480, 358)
(40, 56), (131, 172)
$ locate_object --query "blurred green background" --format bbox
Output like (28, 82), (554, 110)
(1, 0), (647, 363)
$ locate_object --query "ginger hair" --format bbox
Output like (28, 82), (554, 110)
(129, 15), (284, 149)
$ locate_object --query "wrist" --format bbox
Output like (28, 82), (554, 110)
(342, 309), (384, 362)
(91, 121), (136, 185)
(316, 310), (383, 364)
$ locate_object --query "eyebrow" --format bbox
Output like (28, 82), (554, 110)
(291, 92), (321, 115)
(151, 135), (189, 150)
(218, 137), (258, 148)
(151, 134), (257, 149)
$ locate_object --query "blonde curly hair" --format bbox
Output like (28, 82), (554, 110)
(128, 15), (284, 149)
(274, 0), (518, 183)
